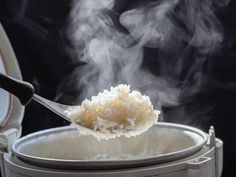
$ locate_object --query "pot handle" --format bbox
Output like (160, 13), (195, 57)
(0, 73), (34, 105)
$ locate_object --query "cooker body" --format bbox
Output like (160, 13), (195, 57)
(3, 143), (221, 177)
(1, 124), (223, 177)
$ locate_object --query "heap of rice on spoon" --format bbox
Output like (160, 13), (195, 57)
(66, 84), (160, 139)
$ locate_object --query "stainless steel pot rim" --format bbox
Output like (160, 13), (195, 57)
(12, 122), (208, 170)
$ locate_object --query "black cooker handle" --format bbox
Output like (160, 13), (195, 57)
(0, 73), (34, 105)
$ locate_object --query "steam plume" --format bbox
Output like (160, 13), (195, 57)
(58, 0), (230, 117)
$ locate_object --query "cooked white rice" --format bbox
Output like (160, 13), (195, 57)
(65, 84), (160, 139)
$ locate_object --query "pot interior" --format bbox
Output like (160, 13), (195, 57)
(12, 122), (207, 169)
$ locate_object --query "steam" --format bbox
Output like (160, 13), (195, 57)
(60, 0), (230, 113)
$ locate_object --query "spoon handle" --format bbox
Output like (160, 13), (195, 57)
(0, 73), (34, 105)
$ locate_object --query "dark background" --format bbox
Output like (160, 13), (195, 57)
(0, 0), (236, 177)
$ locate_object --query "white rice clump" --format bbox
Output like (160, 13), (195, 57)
(66, 84), (160, 139)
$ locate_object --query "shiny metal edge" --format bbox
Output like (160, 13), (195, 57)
(11, 122), (208, 170)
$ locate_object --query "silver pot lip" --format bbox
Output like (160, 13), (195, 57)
(12, 122), (208, 170)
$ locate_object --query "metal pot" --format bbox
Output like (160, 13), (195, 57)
(12, 122), (207, 170)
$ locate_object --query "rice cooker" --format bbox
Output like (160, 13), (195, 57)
(0, 23), (223, 177)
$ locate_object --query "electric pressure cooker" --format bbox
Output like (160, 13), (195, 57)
(0, 23), (223, 177)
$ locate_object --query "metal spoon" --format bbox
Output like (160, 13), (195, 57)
(0, 73), (74, 123)
(0, 73), (155, 139)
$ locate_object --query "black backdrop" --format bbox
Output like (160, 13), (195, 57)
(0, 0), (236, 177)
